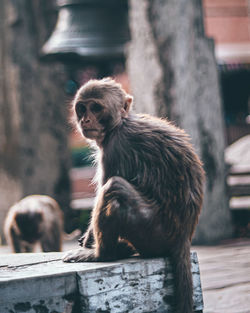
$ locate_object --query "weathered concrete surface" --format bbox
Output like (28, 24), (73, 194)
(0, 252), (203, 313)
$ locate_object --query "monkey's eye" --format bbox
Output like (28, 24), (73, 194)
(91, 102), (103, 113)
(75, 102), (86, 119)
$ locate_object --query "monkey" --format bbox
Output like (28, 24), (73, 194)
(63, 78), (205, 313)
(4, 195), (79, 253)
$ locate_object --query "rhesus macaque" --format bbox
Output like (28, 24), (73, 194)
(4, 195), (66, 253)
(63, 78), (205, 313)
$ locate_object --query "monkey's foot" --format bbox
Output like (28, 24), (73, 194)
(62, 248), (97, 262)
(116, 240), (137, 258)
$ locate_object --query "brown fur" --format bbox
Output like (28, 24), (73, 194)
(63, 78), (205, 313)
(4, 195), (64, 252)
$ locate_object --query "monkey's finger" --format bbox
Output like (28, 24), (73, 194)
(78, 235), (84, 246)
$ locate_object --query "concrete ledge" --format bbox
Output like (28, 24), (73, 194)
(0, 252), (203, 313)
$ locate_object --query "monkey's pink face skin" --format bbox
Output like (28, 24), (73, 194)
(75, 100), (105, 143)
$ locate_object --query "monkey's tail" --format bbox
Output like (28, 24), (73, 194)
(170, 241), (193, 313)
(63, 229), (81, 241)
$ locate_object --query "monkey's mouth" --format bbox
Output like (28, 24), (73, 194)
(82, 129), (102, 139)
(83, 129), (100, 135)
(83, 129), (99, 132)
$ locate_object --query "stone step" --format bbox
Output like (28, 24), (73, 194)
(0, 252), (203, 313)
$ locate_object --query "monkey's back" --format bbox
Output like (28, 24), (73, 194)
(4, 195), (63, 245)
(101, 114), (205, 240)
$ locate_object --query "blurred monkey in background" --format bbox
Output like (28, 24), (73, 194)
(4, 195), (80, 253)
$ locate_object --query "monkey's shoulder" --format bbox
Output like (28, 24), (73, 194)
(120, 114), (191, 148)
(102, 114), (195, 169)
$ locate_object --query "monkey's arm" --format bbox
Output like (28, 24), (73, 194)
(10, 227), (22, 253)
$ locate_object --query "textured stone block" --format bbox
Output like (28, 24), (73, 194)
(0, 252), (203, 313)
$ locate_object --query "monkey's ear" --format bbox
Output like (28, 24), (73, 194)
(123, 95), (133, 115)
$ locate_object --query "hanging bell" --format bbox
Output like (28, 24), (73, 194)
(42, 0), (130, 63)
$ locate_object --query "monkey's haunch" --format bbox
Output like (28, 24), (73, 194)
(63, 78), (205, 313)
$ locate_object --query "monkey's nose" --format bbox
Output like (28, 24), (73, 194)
(81, 118), (90, 124)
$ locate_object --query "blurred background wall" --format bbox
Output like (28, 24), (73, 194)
(0, 0), (249, 245)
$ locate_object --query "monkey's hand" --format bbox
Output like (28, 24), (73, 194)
(62, 248), (97, 262)
(78, 228), (94, 248)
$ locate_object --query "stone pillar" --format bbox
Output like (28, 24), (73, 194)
(127, 0), (233, 244)
(0, 0), (72, 242)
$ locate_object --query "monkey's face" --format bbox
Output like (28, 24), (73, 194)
(15, 212), (42, 243)
(75, 99), (106, 143)
(73, 78), (133, 145)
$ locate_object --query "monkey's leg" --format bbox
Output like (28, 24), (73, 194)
(92, 177), (143, 261)
(63, 176), (150, 262)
